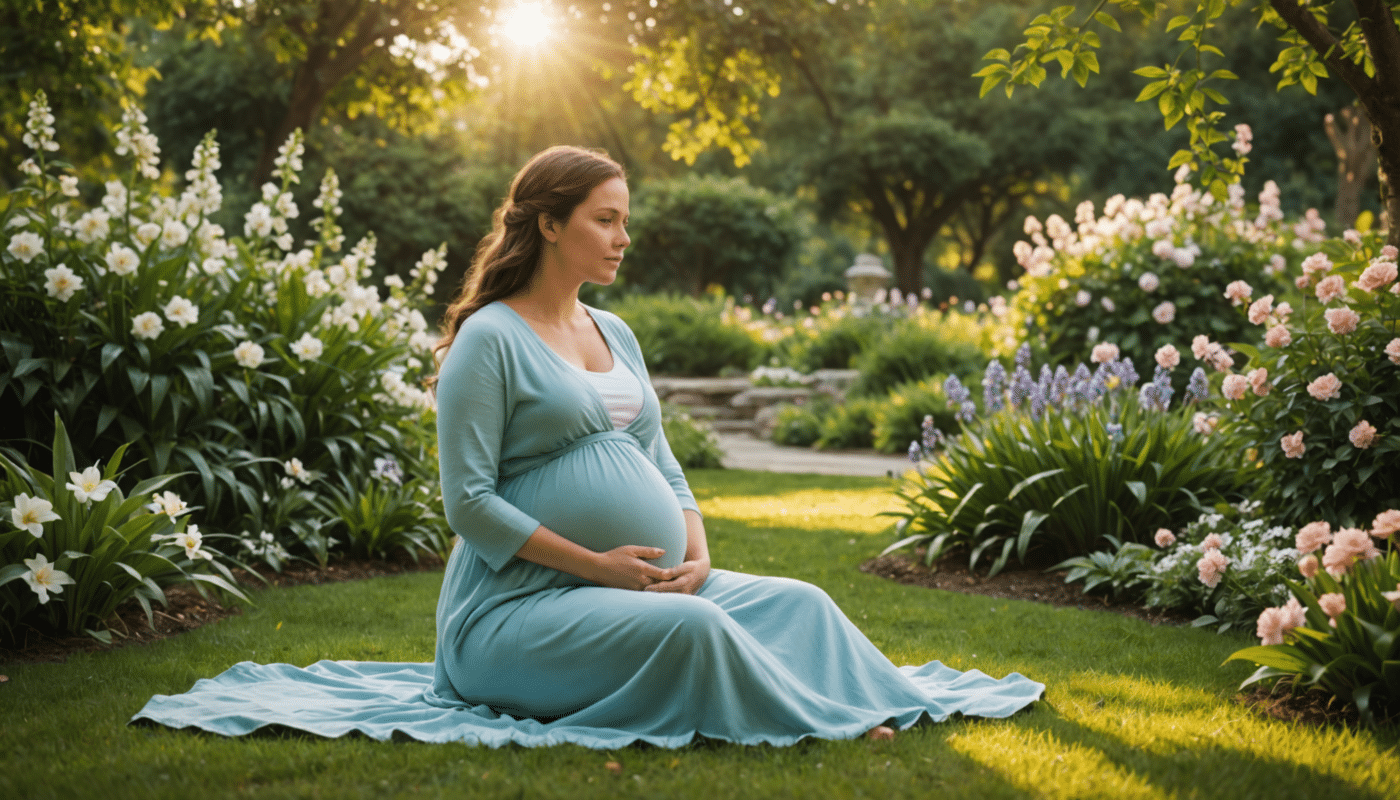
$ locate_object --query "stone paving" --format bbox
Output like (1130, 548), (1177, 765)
(713, 432), (914, 479)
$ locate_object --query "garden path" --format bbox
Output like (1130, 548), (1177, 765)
(713, 432), (914, 478)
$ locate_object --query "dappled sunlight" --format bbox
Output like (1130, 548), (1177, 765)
(949, 722), (1175, 800)
(698, 488), (901, 535)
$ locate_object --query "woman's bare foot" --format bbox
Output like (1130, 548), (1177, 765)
(865, 725), (895, 741)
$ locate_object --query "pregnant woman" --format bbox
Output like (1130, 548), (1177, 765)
(132, 146), (1043, 747)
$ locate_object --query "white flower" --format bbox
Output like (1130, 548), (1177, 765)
(283, 457), (312, 484)
(290, 332), (323, 361)
(160, 220), (189, 249)
(21, 553), (74, 604)
(163, 295), (199, 328)
(233, 340), (265, 369)
(201, 257), (225, 275)
(65, 466), (117, 504)
(1100, 296), (1116, 312)
(1138, 272), (1159, 292)
(11, 493), (60, 537)
(134, 221), (162, 248)
(73, 209), (110, 244)
(106, 243), (139, 277)
(244, 202), (274, 238)
(131, 311), (164, 340)
(1152, 301), (1176, 324)
(1075, 290), (1091, 307)
(7, 231), (43, 263)
(58, 175), (80, 197)
(147, 490), (188, 517)
(171, 524), (213, 560)
(44, 264), (83, 302)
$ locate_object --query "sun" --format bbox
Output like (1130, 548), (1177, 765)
(500, 2), (551, 47)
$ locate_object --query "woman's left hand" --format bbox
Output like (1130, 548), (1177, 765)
(644, 557), (710, 595)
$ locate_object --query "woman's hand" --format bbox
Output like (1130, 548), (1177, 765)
(644, 556), (710, 595)
(588, 545), (674, 591)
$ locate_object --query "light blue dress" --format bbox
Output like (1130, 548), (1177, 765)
(131, 302), (1044, 747)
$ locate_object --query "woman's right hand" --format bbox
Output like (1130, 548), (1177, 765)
(587, 545), (673, 591)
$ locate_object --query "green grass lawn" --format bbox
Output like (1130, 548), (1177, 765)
(2, 469), (1396, 799)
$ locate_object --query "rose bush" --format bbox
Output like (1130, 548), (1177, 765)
(1010, 166), (1313, 368)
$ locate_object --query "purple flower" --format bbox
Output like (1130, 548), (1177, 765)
(957, 400), (977, 423)
(1014, 343), (1032, 372)
(983, 361), (1007, 412)
(1112, 358), (1139, 389)
(907, 440), (922, 463)
(1009, 365), (1035, 408)
(943, 375), (971, 407)
(1050, 365), (1071, 407)
(1184, 367), (1210, 404)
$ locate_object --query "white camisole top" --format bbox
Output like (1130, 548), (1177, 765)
(572, 358), (644, 430)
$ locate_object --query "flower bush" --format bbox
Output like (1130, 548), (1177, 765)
(660, 405), (724, 469)
(0, 416), (246, 642)
(1227, 511), (1400, 727)
(0, 91), (444, 567)
(1010, 171), (1312, 366)
(885, 346), (1248, 574)
(1206, 232), (1399, 527)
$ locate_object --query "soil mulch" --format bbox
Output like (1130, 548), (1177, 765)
(0, 550), (444, 666)
(859, 550), (1191, 626)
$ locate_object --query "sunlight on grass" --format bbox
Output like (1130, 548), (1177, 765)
(698, 487), (901, 535)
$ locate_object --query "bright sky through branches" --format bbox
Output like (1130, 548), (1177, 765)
(501, 2), (551, 46)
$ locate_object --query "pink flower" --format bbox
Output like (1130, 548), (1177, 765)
(1152, 301), (1175, 324)
(1322, 528), (1380, 577)
(1295, 275), (1310, 290)
(1154, 528), (1176, 547)
(1155, 344), (1180, 369)
(1248, 367), (1270, 396)
(1386, 338), (1400, 364)
(1324, 306), (1360, 335)
(1383, 244), (1399, 260)
(1264, 325), (1291, 348)
(1281, 596), (1307, 631)
(1197, 549), (1229, 588)
(1193, 412), (1219, 436)
(1221, 374), (1247, 400)
(1371, 509), (1400, 539)
(1383, 583), (1400, 612)
(1295, 520), (1331, 554)
(1273, 301), (1292, 322)
(1349, 420), (1377, 449)
(1301, 252), (1332, 275)
(1315, 274), (1346, 303)
(1280, 431), (1305, 459)
(1190, 335), (1212, 360)
(1256, 607), (1287, 645)
(1246, 294), (1274, 325)
(1224, 280), (1253, 305)
(1091, 342), (1120, 364)
(1306, 373), (1341, 401)
(1355, 259), (1398, 292)
(1298, 554), (1320, 578)
(1318, 592), (1346, 623)
(1201, 533), (1224, 551)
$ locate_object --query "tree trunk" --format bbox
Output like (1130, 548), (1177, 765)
(253, 67), (328, 183)
(1324, 105), (1377, 230)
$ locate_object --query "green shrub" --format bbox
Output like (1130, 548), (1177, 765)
(770, 401), (827, 448)
(870, 377), (962, 455)
(816, 397), (880, 450)
(609, 293), (763, 376)
(849, 311), (985, 397)
(0, 415), (246, 643)
(772, 309), (893, 372)
(0, 93), (442, 568)
(661, 405), (724, 469)
(886, 355), (1248, 574)
(316, 462), (450, 562)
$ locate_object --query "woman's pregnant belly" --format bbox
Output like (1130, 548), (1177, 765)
(499, 439), (688, 570)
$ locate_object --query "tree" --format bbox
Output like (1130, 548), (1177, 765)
(617, 0), (1146, 295)
(977, 0), (1400, 245)
(624, 174), (799, 298)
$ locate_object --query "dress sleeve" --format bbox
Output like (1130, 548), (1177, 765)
(435, 321), (542, 570)
(605, 313), (701, 516)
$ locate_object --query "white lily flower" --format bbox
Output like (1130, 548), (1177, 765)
(131, 311), (164, 340)
(106, 243), (139, 276)
(233, 340), (265, 369)
(66, 466), (118, 504)
(11, 493), (60, 537)
(163, 295), (199, 328)
(7, 231), (43, 263)
(283, 458), (312, 484)
(44, 264), (83, 301)
(171, 523), (213, 560)
(22, 553), (75, 604)
(290, 333), (323, 361)
(134, 221), (161, 248)
(147, 490), (188, 517)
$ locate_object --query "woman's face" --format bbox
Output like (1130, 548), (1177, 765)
(547, 176), (630, 286)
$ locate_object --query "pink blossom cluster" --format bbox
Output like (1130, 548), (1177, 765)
(1323, 306), (1360, 335)
(1196, 547), (1229, 588)
(1190, 335), (1233, 371)
(1151, 301), (1175, 324)
(1388, 338), (1400, 364)
(1290, 208), (1328, 248)
(1349, 420), (1377, 449)
(1305, 372), (1341, 401)
(1154, 344), (1180, 369)
(1223, 280), (1253, 306)
(1264, 325), (1291, 348)
(1319, 593), (1346, 627)
(1153, 528), (1176, 547)
(1280, 430), (1305, 459)
(1293, 516), (1395, 579)
(1355, 258), (1397, 293)
(1255, 597), (1307, 645)
(1090, 342), (1120, 364)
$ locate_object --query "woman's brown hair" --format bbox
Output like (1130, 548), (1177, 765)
(431, 146), (625, 375)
